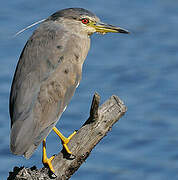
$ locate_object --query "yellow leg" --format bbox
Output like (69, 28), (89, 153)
(42, 138), (55, 173)
(52, 127), (76, 154)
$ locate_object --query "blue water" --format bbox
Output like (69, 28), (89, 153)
(1, 0), (178, 179)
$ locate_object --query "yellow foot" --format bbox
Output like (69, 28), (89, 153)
(53, 127), (77, 154)
(42, 139), (55, 173)
(63, 131), (77, 154)
(43, 155), (55, 173)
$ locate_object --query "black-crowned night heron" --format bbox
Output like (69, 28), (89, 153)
(10, 8), (129, 174)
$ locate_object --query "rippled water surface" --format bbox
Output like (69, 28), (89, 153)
(1, 0), (178, 179)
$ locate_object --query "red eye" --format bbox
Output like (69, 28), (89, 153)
(81, 18), (89, 24)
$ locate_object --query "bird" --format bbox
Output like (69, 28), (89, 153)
(9, 7), (129, 174)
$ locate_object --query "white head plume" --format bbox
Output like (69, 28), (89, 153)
(14, 19), (46, 37)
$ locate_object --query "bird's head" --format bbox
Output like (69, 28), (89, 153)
(48, 8), (129, 36)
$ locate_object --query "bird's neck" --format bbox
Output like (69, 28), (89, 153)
(68, 32), (91, 69)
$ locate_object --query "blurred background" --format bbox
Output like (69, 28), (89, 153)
(1, 0), (178, 179)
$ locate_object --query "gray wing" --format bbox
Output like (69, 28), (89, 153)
(10, 21), (82, 158)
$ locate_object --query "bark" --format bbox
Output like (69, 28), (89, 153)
(7, 93), (127, 180)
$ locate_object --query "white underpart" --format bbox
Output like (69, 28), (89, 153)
(63, 106), (67, 113)
(13, 19), (46, 37)
(76, 82), (80, 88)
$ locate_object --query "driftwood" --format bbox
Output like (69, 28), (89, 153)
(7, 93), (127, 180)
